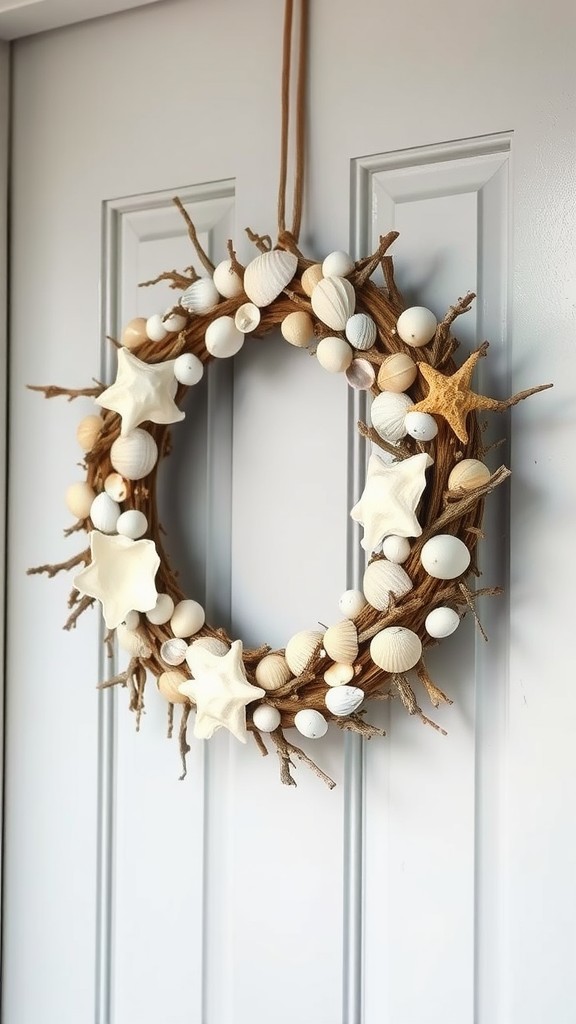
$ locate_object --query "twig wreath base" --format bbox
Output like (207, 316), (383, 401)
(29, 200), (551, 787)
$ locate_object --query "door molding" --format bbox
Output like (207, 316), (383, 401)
(0, 0), (164, 40)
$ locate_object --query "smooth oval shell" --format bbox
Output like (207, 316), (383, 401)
(324, 662), (355, 687)
(205, 316), (244, 358)
(213, 258), (244, 299)
(123, 610), (140, 630)
(325, 685), (364, 717)
(158, 670), (189, 705)
(377, 352), (418, 393)
(396, 306), (437, 348)
(448, 459), (491, 492)
(89, 492), (121, 533)
(186, 636), (229, 662)
(170, 599), (205, 638)
(146, 593), (175, 625)
(116, 509), (148, 539)
(370, 626), (422, 673)
(345, 312), (377, 350)
(322, 250), (354, 278)
(381, 535), (411, 564)
(301, 263), (323, 296)
(235, 302), (261, 333)
(405, 410), (438, 441)
(370, 390), (414, 442)
(338, 589), (367, 619)
(121, 316), (148, 350)
(174, 352), (204, 386)
(363, 560), (413, 611)
(281, 310), (315, 347)
(311, 275), (356, 330)
(110, 428), (158, 480)
(346, 358), (375, 390)
(255, 653), (292, 691)
(104, 472), (129, 502)
(160, 637), (188, 666)
(323, 620), (358, 665)
(425, 606), (460, 639)
(65, 481), (96, 519)
(252, 704), (281, 732)
(180, 277), (220, 314)
(116, 623), (152, 659)
(316, 336), (353, 373)
(285, 629), (323, 676)
(76, 414), (103, 452)
(294, 709), (328, 739)
(162, 309), (187, 333)
(420, 535), (471, 579)
(243, 250), (298, 307)
(146, 313), (168, 343)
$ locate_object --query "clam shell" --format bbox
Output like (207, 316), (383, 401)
(325, 685), (364, 717)
(363, 560), (413, 611)
(346, 358), (375, 390)
(448, 459), (491, 492)
(255, 653), (292, 691)
(285, 629), (323, 676)
(65, 481), (96, 519)
(370, 626), (422, 673)
(345, 312), (377, 350)
(104, 472), (129, 502)
(294, 709), (328, 739)
(110, 428), (158, 480)
(281, 311), (315, 347)
(301, 263), (323, 296)
(316, 336), (353, 373)
(235, 302), (261, 333)
(170, 599), (205, 638)
(252, 704), (282, 732)
(158, 670), (189, 705)
(116, 623), (152, 659)
(324, 662), (355, 687)
(243, 250), (298, 307)
(76, 414), (103, 452)
(311, 275), (356, 330)
(338, 589), (367, 619)
(160, 637), (188, 666)
(370, 390), (414, 442)
(180, 277), (220, 314)
(377, 352), (418, 393)
(89, 492), (121, 534)
(213, 258), (244, 299)
(323, 620), (358, 665)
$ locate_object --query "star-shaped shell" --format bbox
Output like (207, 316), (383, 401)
(73, 530), (160, 629)
(96, 348), (184, 436)
(179, 639), (265, 743)
(350, 452), (433, 553)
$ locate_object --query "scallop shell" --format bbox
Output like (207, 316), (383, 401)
(65, 481), (96, 519)
(180, 277), (220, 314)
(448, 459), (491, 492)
(252, 704), (282, 732)
(243, 250), (298, 307)
(294, 709), (328, 739)
(116, 623), (152, 659)
(345, 312), (377, 350)
(76, 414), (103, 452)
(323, 620), (358, 665)
(323, 662), (355, 687)
(158, 670), (189, 705)
(325, 685), (364, 717)
(301, 263), (323, 296)
(285, 629), (323, 676)
(104, 472), (129, 502)
(170, 599), (205, 638)
(110, 428), (158, 480)
(370, 391), (414, 442)
(370, 626), (422, 673)
(89, 492), (121, 534)
(377, 352), (418, 393)
(311, 275), (356, 330)
(255, 653), (292, 691)
(160, 637), (188, 666)
(346, 358), (375, 390)
(234, 302), (261, 333)
(363, 560), (413, 611)
(281, 311), (315, 347)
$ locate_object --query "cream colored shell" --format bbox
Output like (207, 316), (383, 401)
(363, 559), (413, 611)
(255, 653), (292, 691)
(76, 414), (103, 452)
(243, 250), (298, 307)
(180, 276), (220, 314)
(323, 662), (355, 687)
(370, 390), (414, 442)
(186, 636), (229, 662)
(90, 492), (121, 534)
(281, 310), (315, 347)
(110, 428), (158, 481)
(325, 685), (364, 717)
(301, 263), (323, 296)
(377, 352), (418, 393)
(104, 472), (129, 502)
(448, 459), (491, 491)
(65, 481), (96, 519)
(285, 629), (323, 676)
(311, 275), (356, 330)
(234, 302), (261, 333)
(370, 626), (422, 673)
(116, 622), (152, 659)
(316, 336), (353, 373)
(170, 599), (205, 638)
(160, 637), (188, 666)
(323, 619), (358, 665)
(158, 670), (189, 705)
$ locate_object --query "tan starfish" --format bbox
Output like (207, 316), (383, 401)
(411, 343), (552, 443)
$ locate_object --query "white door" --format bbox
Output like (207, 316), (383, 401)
(4, 2), (575, 1022)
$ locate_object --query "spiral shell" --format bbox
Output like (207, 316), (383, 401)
(285, 630), (323, 676)
(322, 620), (358, 665)
(243, 250), (298, 307)
(255, 653), (292, 691)
(363, 560), (413, 611)
(370, 626), (422, 673)
(311, 275), (356, 330)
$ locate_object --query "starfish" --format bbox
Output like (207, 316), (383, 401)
(73, 530), (160, 629)
(411, 343), (552, 443)
(96, 348), (184, 436)
(179, 640), (265, 743)
(351, 451), (432, 553)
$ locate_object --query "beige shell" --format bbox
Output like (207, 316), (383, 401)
(180, 276), (220, 314)
(110, 428), (158, 480)
(370, 626), (422, 673)
(76, 414), (103, 452)
(186, 636), (229, 663)
(255, 653), (292, 691)
(346, 358), (375, 390)
(213, 258), (244, 299)
(323, 662), (355, 687)
(116, 623), (152, 659)
(65, 481), (96, 519)
(234, 302), (261, 333)
(370, 390), (414, 442)
(316, 336), (353, 373)
(301, 263), (323, 296)
(285, 629), (323, 676)
(281, 311), (315, 347)
(104, 472), (129, 502)
(311, 275), (356, 330)
(323, 620), (358, 665)
(325, 685), (364, 717)
(448, 458), (491, 492)
(160, 637), (188, 666)
(363, 560), (413, 611)
(158, 670), (189, 705)
(121, 317), (148, 350)
(170, 599), (205, 638)
(377, 352), (418, 393)
(243, 250), (298, 307)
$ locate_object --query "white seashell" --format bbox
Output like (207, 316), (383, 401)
(187, 636), (229, 662)
(322, 250), (354, 278)
(281, 311), (315, 347)
(381, 535), (411, 564)
(252, 704), (281, 732)
(325, 685), (364, 717)
(146, 313), (168, 343)
(300, 263), (323, 296)
(370, 390), (414, 442)
(234, 302), (261, 333)
(285, 629), (323, 676)
(377, 352), (418, 393)
(255, 653), (292, 691)
(158, 670), (189, 705)
(323, 620), (358, 665)
(420, 535), (470, 580)
(174, 353), (204, 386)
(104, 472), (129, 502)
(370, 626), (422, 673)
(121, 317), (148, 350)
(311, 275), (356, 330)
(110, 428), (158, 480)
(116, 509), (148, 539)
(76, 414), (103, 452)
(89, 492), (121, 534)
(448, 459), (491, 492)
(243, 250), (298, 307)
(345, 313), (377, 350)
(205, 316), (244, 358)
(146, 593), (174, 625)
(396, 306), (437, 348)
(316, 336), (353, 373)
(363, 560), (413, 611)
(404, 410), (438, 441)
(65, 481), (96, 519)
(294, 709), (328, 739)
(338, 589), (367, 619)
(160, 637), (188, 666)
(213, 258), (244, 299)
(346, 358), (375, 390)
(116, 622), (152, 659)
(180, 277), (220, 314)
(123, 610), (140, 630)
(170, 599), (205, 638)
(162, 309), (187, 333)
(425, 607), (460, 639)
(324, 662), (355, 687)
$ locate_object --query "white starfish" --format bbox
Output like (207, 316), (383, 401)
(96, 348), (184, 436)
(350, 451), (433, 553)
(73, 530), (160, 629)
(179, 639), (265, 743)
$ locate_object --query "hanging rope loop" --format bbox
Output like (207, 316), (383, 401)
(277, 0), (308, 246)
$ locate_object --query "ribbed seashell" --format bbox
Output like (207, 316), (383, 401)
(324, 662), (355, 687)
(89, 492), (121, 534)
(65, 481), (96, 519)
(294, 709), (328, 739)
(110, 428), (158, 481)
(160, 637), (188, 666)
(180, 277), (220, 314)
(301, 263), (323, 296)
(325, 685), (364, 717)
(76, 414), (103, 452)
(104, 472), (129, 502)
(158, 670), (189, 705)
(370, 626), (422, 673)
(311, 275), (356, 330)
(345, 312), (377, 350)
(345, 358), (375, 390)
(243, 250), (298, 307)
(363, 560), (413, 612)
(186, 636), (229, 663)
(377, 352), (418, 393)
(285, 629), (323, 676)
(170, 599), (205, 638)
(448, 459), (491, 492)
(323, 620), (358, 665)
(235, 302), (261, 333)
(116, 622), (152, 659)
(255, 653), (292, 691)
(370, 390), (414, 442)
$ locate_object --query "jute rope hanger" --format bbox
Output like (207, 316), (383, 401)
(277, 0), (308, 245)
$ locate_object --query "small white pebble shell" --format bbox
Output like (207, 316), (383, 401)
(448, 459), (491, 491)
(146, 313), (168, 343)
(160, 637), (188, 666)
(420, 535), (471, 579)
(110, 429), (158, 480)
(255, 653), (292, 691)
(281, 311), (315, 347)
(170, 599), (205, 638)
(345, 312), (377, 350)
(381, 535), (411, 564)
(158, 670), (189, 705)
(252, 704), (282, 732)
(370, 390), (414, 442)
(311, 276), (356, 331)
(338, 589), (367, 619)
(322, 620), (358, 665)
(425, 606), (460, 639)
(323, 662), (355, 687)
(104, 472), (129, 503)
(370, 626), (422, 673)
(396, 306), (437, 348)
(116, 623), (152, 659)
(325, 685), (364, 717)
(162, 310), (187, 333)
(76, 414), (103, 452)
(146, 593), (175, 625)
(89, 492), (121, 534)
(346, 358), (375, 390)
(285, 630), (323, 676)
(235, 302), (261, 333)
(243, 250), (298, 307)
(363, 560), (413, 611)
(377, 352), (418, 393)
(301, 263), (323, 296)
(174, 353), (204, 386)
(116, 509), (148, 539)
(316, 336), (353, 373)
(322, 250), (354, 278)
(213, 258), (244, 299)
(123, 610), (140, 630)
(404, 410), (438, 441)
(65, 481), (96, 519)
(180, 277), (220, 314)
(294, 709), (328, 739)
(205, 316), (244, 358)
